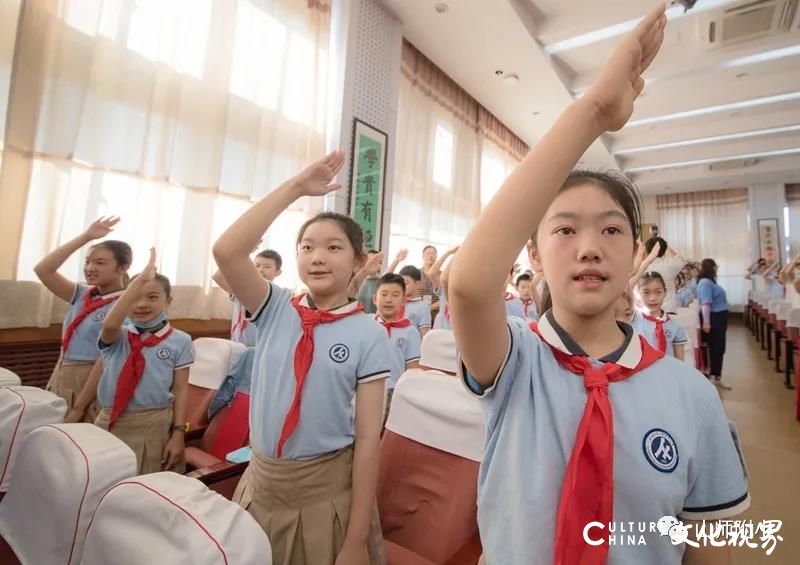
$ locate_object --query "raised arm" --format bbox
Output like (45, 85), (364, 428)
(428, 246), (459, 287)
(212, 270), (234, 295)
(100, 248), (157, 345)
(349, 251), (384, 297)
(386, 248), (408, 274)
(213, 151), (345, 314)
(629, 240), (661, 290)
(34, 217), (120, 303)
(449, 4), (667, 385)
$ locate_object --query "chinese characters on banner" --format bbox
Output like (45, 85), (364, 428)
(350, 119), (386, 251)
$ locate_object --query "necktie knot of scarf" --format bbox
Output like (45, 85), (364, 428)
(529, 321), (664, 565)
(276, 295), (363, 458)
(61, 287), (120, 356)
(109, 326), (173, 430)
(642, 312), (668, 353)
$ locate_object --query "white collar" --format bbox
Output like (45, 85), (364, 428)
(128, 321), (172, 338)
(537, 311), (642, 369)
(299, 293), (361, 314)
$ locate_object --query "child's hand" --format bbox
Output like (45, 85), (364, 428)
(335, 542), (368, 565)
(84, 216), (120, 240)
(396, 248), (409, 262)
(365, 251), (384, 271)
(295, 150), (346, 197)
(64, 407), (85, 424)
(140, 248), (157, 282)
(583, 3), (666, 132)
(162, 434), (185, 470)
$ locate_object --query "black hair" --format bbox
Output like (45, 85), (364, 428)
(698, 258), (718, 283)
(515, 273), (532, 286)
(296, 212), (364, 256)
(639, 271), (666, 291)
(422, 245), (436, 254)
(130, 273), (172, 298)
(377, 272), (406, 294)
(535, 169), (643, 312)
(399, 265), (422, 282)
(645, 237), (668, 258)
(367, 249), (380, 254)
(90, 240), (132, 285)
(256, 249), (283, 270)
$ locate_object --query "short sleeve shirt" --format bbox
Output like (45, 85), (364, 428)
(97, 323), (194, 410)
(249, 284), (391, 459)
(459, 311), (749, 564)
(61, 285), (125, 362)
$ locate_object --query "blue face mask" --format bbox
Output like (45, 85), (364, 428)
(125, 312), (168, 332)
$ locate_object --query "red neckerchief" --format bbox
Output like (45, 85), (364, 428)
(642, 311), (668, 353)
(231, 305), (249, 341)
(109, 325), (174, 429)
(62, 287), (121, 356)
(529, 321), (664, 565)
(375, 314), (411, 336)
(277, 295), (363, 458)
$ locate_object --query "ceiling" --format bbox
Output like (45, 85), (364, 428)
(380, 0), (800, 195)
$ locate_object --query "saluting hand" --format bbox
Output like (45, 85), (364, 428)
(295, 150), (346, 197)
(583, 3), (667, 132)
(84, 216), (120, 240)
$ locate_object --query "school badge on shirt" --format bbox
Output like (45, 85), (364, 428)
(91, 311), (107, 322)
(156, 348), (172, 360)
(396, 337), (407, 349)
(642, 428), (679, 473)
(329, 344), (350, 363)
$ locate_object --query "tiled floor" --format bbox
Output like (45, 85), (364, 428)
(720, 325), (800, 565)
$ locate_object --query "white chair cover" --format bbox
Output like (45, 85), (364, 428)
(0, 424), (136, 564)
(80, 472), (271, 565)
(0, 386), (66, 492)
(189, 338), (247, 390)
(0, 368), (20, 387)
(788, 308), (800, 329)
(778, 302), (793, 322)
(387, 369), (486, 462)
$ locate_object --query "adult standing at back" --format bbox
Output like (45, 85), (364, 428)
(644, 236), (686, 313)
(420, 245), (440, 315)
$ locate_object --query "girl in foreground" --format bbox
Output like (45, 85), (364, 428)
(449, 5), (748, 564)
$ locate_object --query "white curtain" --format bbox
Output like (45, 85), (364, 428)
(657, 189), (749, 310)
(0, 0), (330, 328)
(388, 71), (481, 262)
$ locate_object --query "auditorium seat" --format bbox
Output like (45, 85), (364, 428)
(79, 472), (270, 565)
(185, 392), (250, 499)
(0, 368), (20, 387)
(0, 387), (66, 496)
(0, 424), (136, 565)
(186, 338), (246, 431)
(378, 330), (485, 565)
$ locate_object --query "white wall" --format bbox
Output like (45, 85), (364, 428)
(328, 0), (402, 254)
(748, 183), (787, 264)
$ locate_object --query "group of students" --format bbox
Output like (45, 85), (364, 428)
(30, 6), (751, 564)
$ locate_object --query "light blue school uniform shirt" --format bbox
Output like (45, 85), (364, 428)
(230, 296), (257, 347)
(404, 297), (431, 333)
(697, 279), (728, 312)
(461, 311), (749, 565)
(504, 295), (526, 320)
(676, 286), (693, 308)
(97, 323), (194, 410)
(375, 315), (421, 389)
(631, 310), (688, 357)
(433, 288), (451, 330)
(250, 284), (391, 460)
(62, 284), (125, 362)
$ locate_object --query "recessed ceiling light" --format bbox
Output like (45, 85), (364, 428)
(735, 72), (748, 78)
(435, 2), (449, 14)
(730, 112), (740, 117)
(532, 111), (541, 116)
(664, 186), (672, 191)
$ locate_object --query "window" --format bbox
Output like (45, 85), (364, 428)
(432, 123), (454, 189)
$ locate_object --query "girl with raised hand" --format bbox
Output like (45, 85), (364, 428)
(449, 5), (748, 564)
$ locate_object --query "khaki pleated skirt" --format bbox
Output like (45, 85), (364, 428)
(46, 360), (99, 423)
(95, 406), (183, 474)
(234, 445), (386, 565)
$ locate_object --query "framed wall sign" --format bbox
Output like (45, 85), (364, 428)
(757, 218), (780, 263)
(348, 118), (388, 251)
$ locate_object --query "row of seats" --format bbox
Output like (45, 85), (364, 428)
(0, 410), (271, 564)
(0, 330), (487, 564)
(745, 291), (799, 420)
